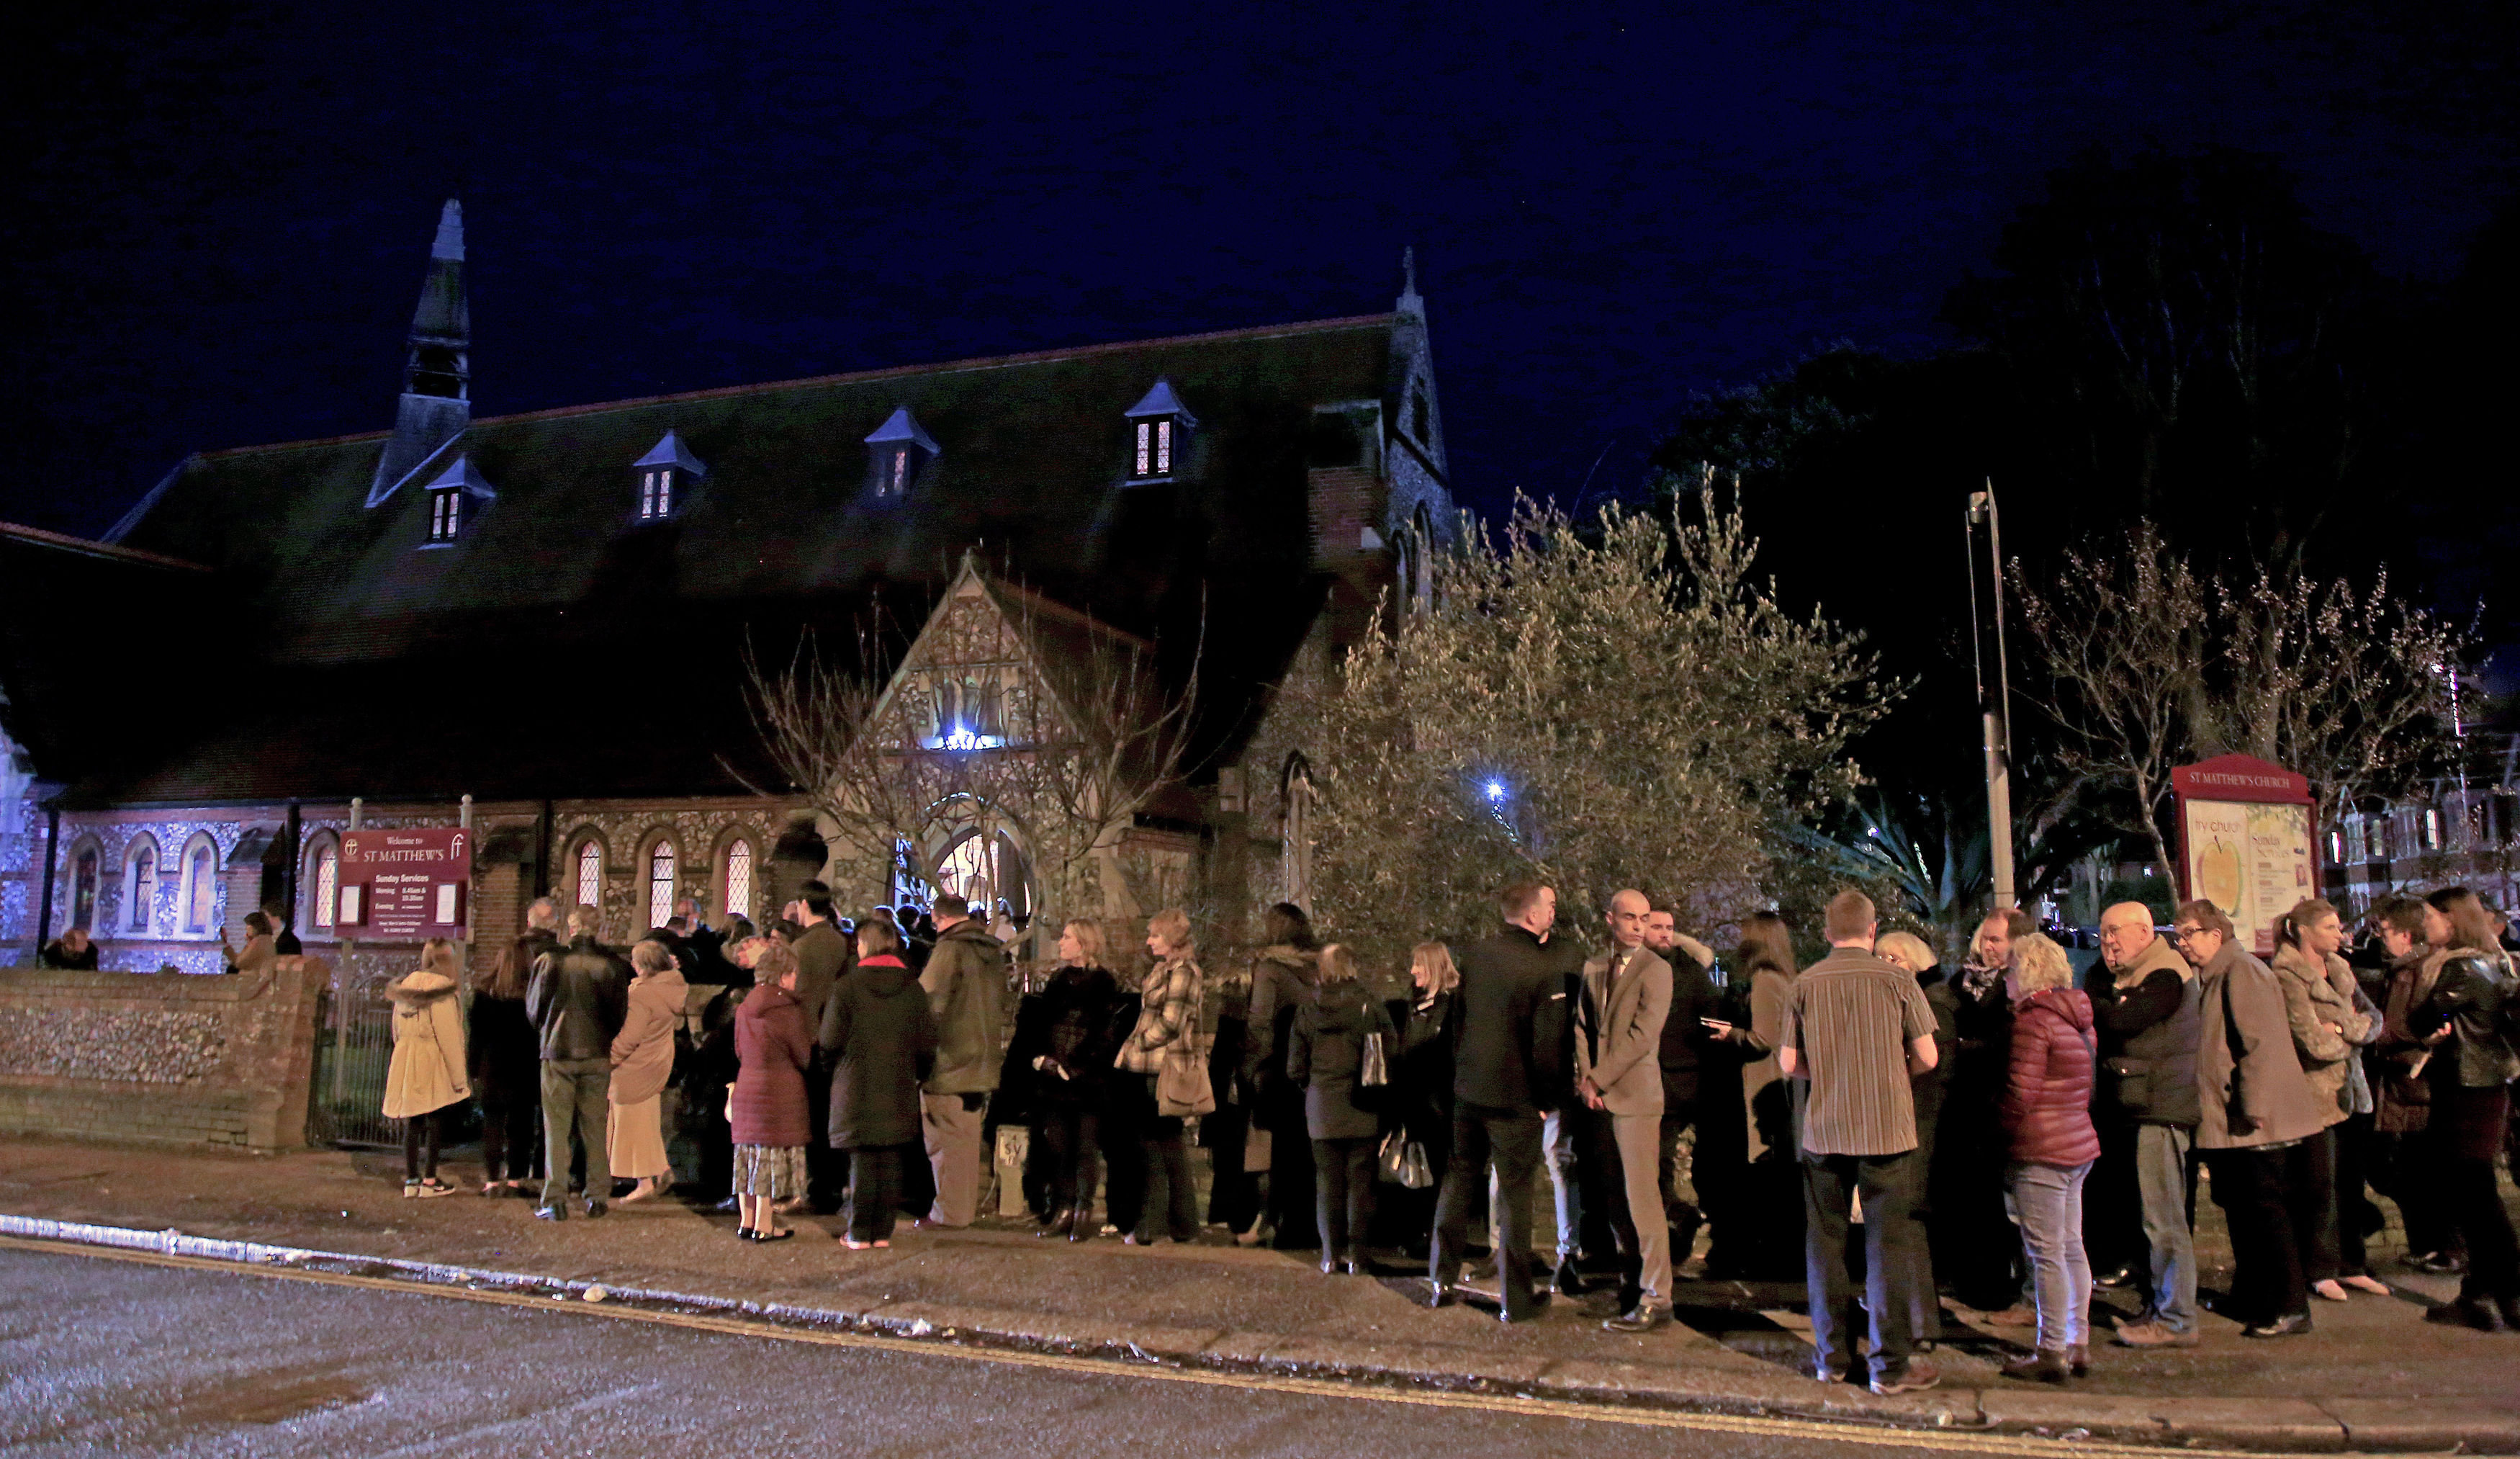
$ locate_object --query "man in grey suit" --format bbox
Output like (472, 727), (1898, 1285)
(1575, 887), (1676, 1332)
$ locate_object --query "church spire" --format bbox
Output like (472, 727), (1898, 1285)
(1396, 244), (1423, 318)
(368, 199), (473, 508)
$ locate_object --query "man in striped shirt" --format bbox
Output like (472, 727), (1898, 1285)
(1779, 889), (1942, 1394)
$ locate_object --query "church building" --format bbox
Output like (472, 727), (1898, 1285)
(0, 200), (1456, 984)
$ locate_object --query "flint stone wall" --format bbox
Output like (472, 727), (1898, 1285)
(0, 957), (326, 1150)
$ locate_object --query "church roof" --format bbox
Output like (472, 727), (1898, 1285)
(66, 312), (1403, 804)
(629, 428), (708, 474)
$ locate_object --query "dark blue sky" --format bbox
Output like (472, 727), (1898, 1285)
(9, 1), (2509, 537)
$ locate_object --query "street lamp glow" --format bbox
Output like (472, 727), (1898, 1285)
(1484, 780), (1506, 802)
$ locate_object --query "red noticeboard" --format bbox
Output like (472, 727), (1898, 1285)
(336, 827), (472, 941)
(2171, 753), (2316, 958)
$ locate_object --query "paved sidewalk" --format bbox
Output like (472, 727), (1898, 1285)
(3, 1134), (2514, 1452)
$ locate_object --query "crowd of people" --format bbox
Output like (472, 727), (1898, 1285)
(363, 873), (2519, 1398)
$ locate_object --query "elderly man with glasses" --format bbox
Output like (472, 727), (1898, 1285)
(2090, 902), (2204, 1347)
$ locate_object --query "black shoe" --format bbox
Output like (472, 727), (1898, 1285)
(2498, 1296), (2520, 1332)
(2242, 1313), (2312, 1339)
(1552, 1257), (1587, 1297)
(585, 1200), (609, 1219)
(534, 1205), (566, 1221)
(1428, 1281), (1459, 1309)
(2424, 1297), (2508, 1332)
(1603, 1305), (1668, 1334)
(2092, 1265), (2134, 1289)
(2411, 1250), (2467, 1275)
(1342, 1259), (1366, 1278)
(1500, 1303), (1544, 1325)
(1320, 1255), (1341, 1275)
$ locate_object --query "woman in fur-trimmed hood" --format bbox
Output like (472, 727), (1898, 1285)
(384, 939), (471, 1197)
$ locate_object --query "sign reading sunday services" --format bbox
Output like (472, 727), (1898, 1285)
(2172, 754), (2316, 958)
(336, 827), (472, 941)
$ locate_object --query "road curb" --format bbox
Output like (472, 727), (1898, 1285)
(6, 1212), (2513, 1453)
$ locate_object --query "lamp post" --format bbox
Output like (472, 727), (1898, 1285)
(1967, 486), (2018, 911)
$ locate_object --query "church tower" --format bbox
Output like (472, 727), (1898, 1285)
(366, 199), (472, 507)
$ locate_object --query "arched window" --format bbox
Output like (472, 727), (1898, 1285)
(722, 838), (755, 923)
(575, 838), (603, 910)
(180, 836), (218, 935)
(647, 838), (678, 930)
(69, 843), (101, 931)
(124, 835), (161, 934)
(1281, 755), (1314, 912)
(306, 835), (339, 933)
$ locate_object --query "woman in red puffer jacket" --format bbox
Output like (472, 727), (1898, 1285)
(728, 938), (815, 1243)
(1998, 933), (2101, 1383)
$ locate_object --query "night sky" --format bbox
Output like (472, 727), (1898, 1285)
(9, 2), (2511, 539)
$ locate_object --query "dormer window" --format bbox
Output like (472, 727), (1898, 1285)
(1123, 379), (1198, 482)
(419, 454), (496, 547)
(631, 429), (708, 524)
(864, 406), (940, 500)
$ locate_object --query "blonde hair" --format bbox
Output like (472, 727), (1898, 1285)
(1146, 907), (1193, 956)
(629, 939), (675, 976)
(748, 939), (799, 987)
(1318, 942), (1362, 985)
(2013, 933), (2073, 995)
(419, 938), (459, 978)
(1061, 917), (1106, 965)
(1410, 941), (1460, 994)
(1873, 930), (1935, 974)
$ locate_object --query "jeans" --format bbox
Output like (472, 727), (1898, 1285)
(1038, 1105), (1102, 1219)
(2207, 1146), (2305, 1324)
(1542, 1108), (1583, 1261)
(539, 1058), (611, 1209)
(1434, 1105), (1544, 1319)
(1139, 1108), (1199, 1242)
(2134, 1123), (2197, 1332)
(1313, 1136), (1377, 1259)
(1801, 1149), (1917, 1380)
(2007, 1159), (2094, 1352)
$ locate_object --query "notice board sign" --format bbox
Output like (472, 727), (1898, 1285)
(337, 827), (472, 941)
(2172, 754), (2316, 957)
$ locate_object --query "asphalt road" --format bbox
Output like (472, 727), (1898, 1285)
(0, 1245), (2026, 1459)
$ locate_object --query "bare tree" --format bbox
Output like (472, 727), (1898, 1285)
(2013, 525), (2473, 871)
(738, 567), (1204, 932)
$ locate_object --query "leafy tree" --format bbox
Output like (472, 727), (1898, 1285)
(1284, 480), (1885, 966)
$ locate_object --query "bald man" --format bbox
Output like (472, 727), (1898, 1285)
(1573, 889), (1675, 1332)
(2089, 901), (2203, 1348)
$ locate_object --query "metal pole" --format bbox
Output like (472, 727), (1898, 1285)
(330, 796), (364, 1117)
(1968, 486), (2019, 910)
(35, 802), (59, 954)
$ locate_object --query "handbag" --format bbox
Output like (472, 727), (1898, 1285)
(1155, 1012), (1217, 1118)
(1378, 1129), (1432, 1188)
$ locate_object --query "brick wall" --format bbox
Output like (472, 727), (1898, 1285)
(0, 956), (326, 1150)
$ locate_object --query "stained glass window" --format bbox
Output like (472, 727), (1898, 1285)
(723, 840), (753, 922)
(127, 841), (158, 933)
(648, 840), (677, 930)
(1134, 421), (1151, 475)
(576, 840), (603, 910)
(182, 844), (215, 934)
(1154, 418), (1171, 473)
(311, 842), (338, 930)
(71, 848), (99, 930)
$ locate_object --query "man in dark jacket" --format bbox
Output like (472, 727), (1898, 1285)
(918, 894), (1005, 1229)
(1647, 904), (1721, 1268)
(2091, 900), (2204, 1348)
(794, 891), (854, 1211)
(38, 927), (100, 969)
(526, 904), (630, 1219)
(1431, 880), (1579, 1322)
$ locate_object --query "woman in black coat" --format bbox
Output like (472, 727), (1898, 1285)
(1289, 943), (1398, 1274)
(1012, 919), (1125, 1240)
(466, 939), (544, 1197)
(822, 919), (937, 1249)
(1242, 902), (1321, 1249)
(1374, 941), (1458, 1257)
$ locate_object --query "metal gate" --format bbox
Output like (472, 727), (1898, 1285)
(308, 980), (399, 1146)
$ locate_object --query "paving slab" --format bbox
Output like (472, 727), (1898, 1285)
(2321, 1399), (2520, 1455)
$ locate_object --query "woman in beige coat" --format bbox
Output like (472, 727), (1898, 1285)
(384, 938), (470, 1198)
(2270, 897), (2382, 1302)
(609, 940), (688, 1203)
